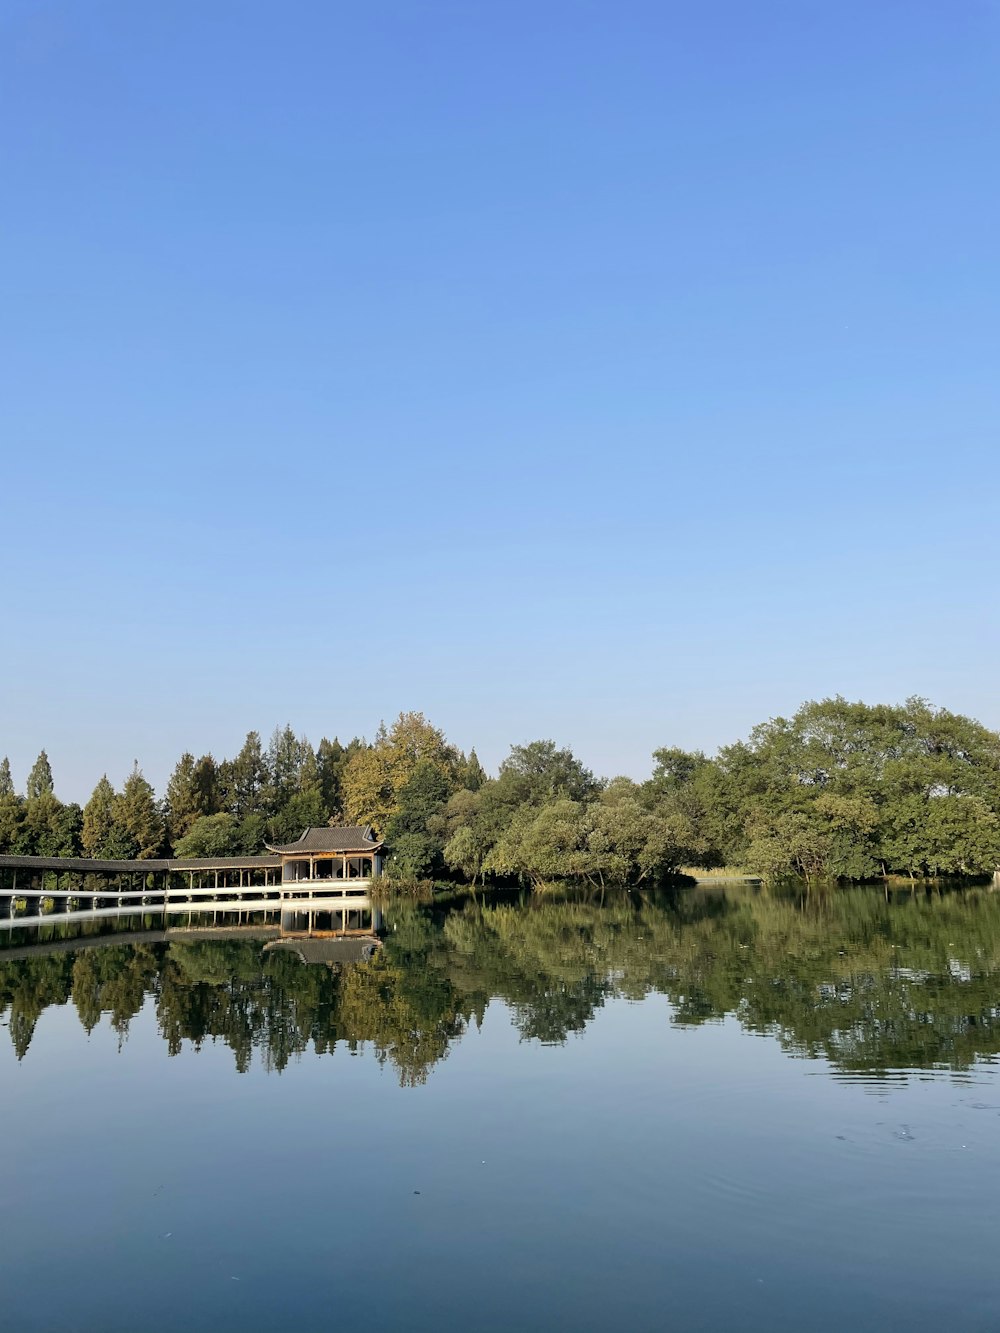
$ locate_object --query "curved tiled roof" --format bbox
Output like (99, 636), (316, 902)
(266, 826), (382, 854)
(0, 853), (280, 873)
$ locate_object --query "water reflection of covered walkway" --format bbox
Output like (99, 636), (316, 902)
(0, 890), (383, 934)
(0, 925), (382, 968)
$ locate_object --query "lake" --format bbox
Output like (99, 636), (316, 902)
(3, 882), (1000, 1332)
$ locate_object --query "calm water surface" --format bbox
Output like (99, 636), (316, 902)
(3, 883), (1000, 1332)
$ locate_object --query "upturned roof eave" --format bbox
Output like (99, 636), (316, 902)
(264, 826), (384, 856)
(266, 842), (384, 853)
(265, 842), (383, 854)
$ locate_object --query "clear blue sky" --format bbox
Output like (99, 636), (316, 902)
(3, 1), (998, 802)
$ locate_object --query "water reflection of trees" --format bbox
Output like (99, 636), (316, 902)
(4, 884), (1000, 1081)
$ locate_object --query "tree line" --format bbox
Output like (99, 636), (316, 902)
(2, 696), (1000, 882)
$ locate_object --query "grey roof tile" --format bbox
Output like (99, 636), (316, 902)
(267, 826), (382, 854)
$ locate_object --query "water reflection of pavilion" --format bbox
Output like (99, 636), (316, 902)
(279, 896), (383, 938)
(264, 936), (380, 967)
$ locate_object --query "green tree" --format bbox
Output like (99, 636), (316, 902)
(223, 731), (271, 820)
(441, 742), (598, 885)
(316, 737), (345, 814)
(0, 792), (21, 853)
(709, 696), (1000, 879)
(266, 789), (329, 846)
(444, 821), (491, 883)
(342, 713), (458, 835)
(264, 736), (330, 844)
(173, 812), (244, 857)
(458, 749), (486, 792)
(649, 746), (710, 793)
(165, 754), (200, 847)
(298, 745), (320, 793)
(385, 761), (453, 878)
(82, 776), (133, 858)
(118, 764), (163, 859)
(587, 778), (687, 884)
(266, 725), (311, 813)
(497, 740), (597, 805)
(26, 750), (54, 800)
(340, 735), (392, 833)
(191, 754), (220, 818)
(441, 790), (492, 882)
(0, 759), (21, 854)
(485, 798), (589, 885)
(17, 794), (81, 857)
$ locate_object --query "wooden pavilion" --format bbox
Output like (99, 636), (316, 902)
(266, 825), (385, 885)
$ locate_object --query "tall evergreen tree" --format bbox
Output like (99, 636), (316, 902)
(26, 750), (54, 800)
(82, 776), (123, 858)
(0, 791), (21, 853)
(298, 744), (321, 797)
(263, 738), (329, 843)
(118, 764), (163, 859)
(266, 725), (309, 811)
(191, 755), (220, 818)
(164, 754), (200, 847)
(226, 731), (270, 819)
(316, 737), (344, 815)
(459, 749), (486, 792)
(165, 753), (221, 849)
(0, 761), (23, 853)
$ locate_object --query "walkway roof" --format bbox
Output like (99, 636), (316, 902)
(0, 854), (281, 874)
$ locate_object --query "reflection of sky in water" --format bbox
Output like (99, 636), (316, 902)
(5, 962), (1000, 1332)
